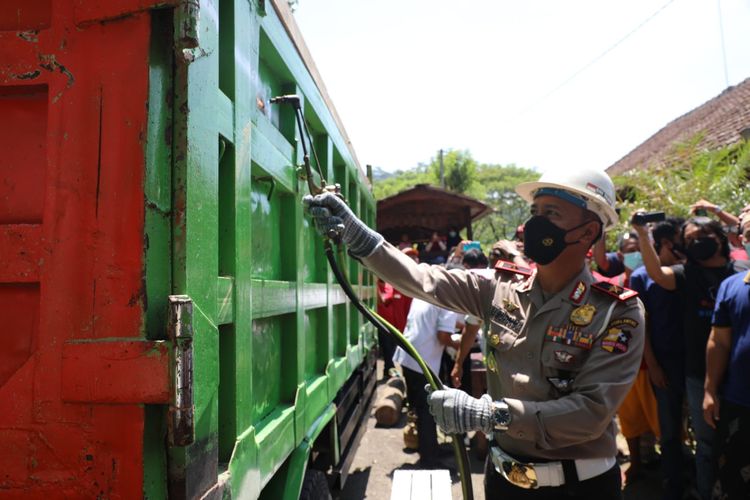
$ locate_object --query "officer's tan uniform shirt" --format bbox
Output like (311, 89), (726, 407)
(363, 242), (645, 461)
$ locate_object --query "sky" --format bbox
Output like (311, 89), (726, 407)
(292, 0), (750, 174)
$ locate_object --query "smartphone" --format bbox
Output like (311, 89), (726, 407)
(694, 208), (708, 216)
(632, 211), (666, 225)
(462, 241), (481, 252)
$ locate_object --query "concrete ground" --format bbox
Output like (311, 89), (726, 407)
(334, 361), (665, 500)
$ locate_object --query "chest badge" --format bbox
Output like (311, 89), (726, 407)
(570, 304), (596, 326)
(502, 298), (519, 313)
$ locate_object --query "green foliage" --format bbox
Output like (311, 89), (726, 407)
(428, 149), (478, 194)
(611, 137), (750, 241)
(372, 149), (539, 249)
(372, 164), (432, 200)
(471, 164), (539, 244)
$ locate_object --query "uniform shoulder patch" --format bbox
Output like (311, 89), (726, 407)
(494, 260), (533, 277)
(591, 281), (638, 302)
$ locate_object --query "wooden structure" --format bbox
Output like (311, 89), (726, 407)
(377, 184), (492, 244)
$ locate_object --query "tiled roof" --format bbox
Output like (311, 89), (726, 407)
(606, 77), (750, 175)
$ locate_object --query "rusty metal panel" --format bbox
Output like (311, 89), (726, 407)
(61, 340), (171, 404)
(0, 0), (163, 497)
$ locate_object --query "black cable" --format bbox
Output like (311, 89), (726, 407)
(324, 243), (474, 500)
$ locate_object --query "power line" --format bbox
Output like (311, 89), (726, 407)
(517, 0), (677, 116)
(717, 0), (730, 87)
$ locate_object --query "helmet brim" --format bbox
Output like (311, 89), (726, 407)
(516, 180), (619, 230)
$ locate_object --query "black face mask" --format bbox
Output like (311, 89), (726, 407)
(686, 237), (718, 261)
(523, 215), (590, 265)
(668, 241), (686, 260)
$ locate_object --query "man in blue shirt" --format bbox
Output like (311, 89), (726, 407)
(629, 218), (685, 500)
(703, 209), (750, 499)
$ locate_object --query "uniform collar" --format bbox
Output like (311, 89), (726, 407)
(528, 265), (593, 314)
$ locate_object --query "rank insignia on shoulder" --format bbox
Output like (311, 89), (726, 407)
(592, 282), (638, 301)
(569, 281), (586, 303)
(495, 260), (533, 277)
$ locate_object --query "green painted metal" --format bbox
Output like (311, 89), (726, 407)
(141, 0), (376, 497)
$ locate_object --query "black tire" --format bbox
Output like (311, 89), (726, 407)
(299, 469), (331, 500)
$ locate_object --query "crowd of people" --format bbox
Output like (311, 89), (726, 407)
(376, 200), (750, 499)
(305, 169), (749, 500)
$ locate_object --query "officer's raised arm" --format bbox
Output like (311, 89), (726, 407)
(303, 192), (493, 319)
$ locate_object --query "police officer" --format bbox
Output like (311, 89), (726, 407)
(305, 168), (645, 499)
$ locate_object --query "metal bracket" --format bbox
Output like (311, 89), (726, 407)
(168, 295), (195, 447)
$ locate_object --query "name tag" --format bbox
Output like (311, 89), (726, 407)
(489, 304), (523, 332)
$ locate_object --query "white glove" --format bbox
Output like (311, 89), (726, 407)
(426, 386), (494, 435)
(303, 192), (383, 257)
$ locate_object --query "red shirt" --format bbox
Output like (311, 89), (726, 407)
(377, 281), (412, 332)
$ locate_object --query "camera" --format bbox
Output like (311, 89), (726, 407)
(631, 211), (665, 225)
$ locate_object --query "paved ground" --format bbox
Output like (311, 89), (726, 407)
(335, 361), (665, 500)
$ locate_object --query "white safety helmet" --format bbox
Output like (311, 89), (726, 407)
(515, 168), (619, 230)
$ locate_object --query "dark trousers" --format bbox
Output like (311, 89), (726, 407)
(378, 330), (396, 372)
(651, 357), (685, 500)
(484, 456), (622, 500)
(713, 399), (750, 500)
(402, 366), (439, 459)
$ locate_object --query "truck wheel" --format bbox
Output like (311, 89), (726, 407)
(299, 469), (332, 500)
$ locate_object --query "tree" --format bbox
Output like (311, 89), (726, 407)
(372, 149), (539, 249)
(611, 136), (750, 239)
(427, 149), (477, 194)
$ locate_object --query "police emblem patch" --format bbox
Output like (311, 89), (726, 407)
(600, 318), (637, 354)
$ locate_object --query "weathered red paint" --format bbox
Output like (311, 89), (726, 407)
(0, 1), (175, 496)
(61, 340), (171, 404)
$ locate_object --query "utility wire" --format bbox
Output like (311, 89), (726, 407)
(717, 0), (729, 87)
(518, 0), (677, 116)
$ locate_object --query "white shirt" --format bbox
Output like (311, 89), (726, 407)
(393, 298), (459, 375)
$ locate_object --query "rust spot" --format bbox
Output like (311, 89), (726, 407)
(17, 30), (39, 42)
(12, 70), (41, 80)
(38, 54), (75, 88)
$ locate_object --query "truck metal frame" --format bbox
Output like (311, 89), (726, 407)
(0, 1), (376, 498)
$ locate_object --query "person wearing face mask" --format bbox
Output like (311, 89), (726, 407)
(626, 218), (686, 498)
(633, 215), (750, 500)
(702, 207), (750, 500)
(607, 231), (660, 486)
(304, 168), (645, 499)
